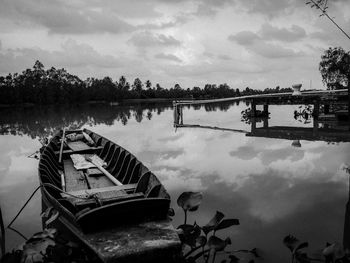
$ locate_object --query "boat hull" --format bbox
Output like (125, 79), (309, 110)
(39, 129), (182, 262)
(41, 185), (181, 263)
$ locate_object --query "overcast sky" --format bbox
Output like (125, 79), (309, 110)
(0, 0), (349, 90)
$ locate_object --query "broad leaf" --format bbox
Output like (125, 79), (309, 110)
(202, 211), (225, 235)
(45, 210), (59, 226)
(195, 236), (207, 247)
(294, 242), (308, 253)
(29, 229), (57, 243)
(283, 234), (299, 252)
(177, 192), (203, 212)
(40, 207), (54, 218)
(177, 223), (201, 247)
(322, 242), (344, 261)
(168, 208), (175, 217)
(214, 218), (240, 232)
(208, 236), (231, 252)
(22, 238), (56, 263)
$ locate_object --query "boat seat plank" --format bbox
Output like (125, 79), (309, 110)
(85, 172), (117, 189)
(67, 141), (91, 152)
(63, 159), (89, 192)
(54, 146), (103, 155)
(61, 184), (137, 198)
(73, 192), (144, 208)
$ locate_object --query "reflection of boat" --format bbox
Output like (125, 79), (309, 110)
(39, 129), (180, 262)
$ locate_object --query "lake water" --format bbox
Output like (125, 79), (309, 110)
(0, 102), (349, 262)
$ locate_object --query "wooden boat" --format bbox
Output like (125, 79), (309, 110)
(39, 128), (181, 262)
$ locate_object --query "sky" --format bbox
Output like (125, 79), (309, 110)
(0, 0), (349, 90)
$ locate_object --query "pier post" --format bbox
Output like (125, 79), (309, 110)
(251, 118), (256, 133)
(324, 104), (330, 114)
(173, 101), (179, 125)
(313, 100), (320, 119)
(263, 117), (269, 128)
(179, 105), (183, 125)
(313, 116), (319, 136)
(263, 104), (269, 115)
(251, 100), (257, 117)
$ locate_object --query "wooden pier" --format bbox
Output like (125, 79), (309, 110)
(173, 88), (350, 142)
(173, 89), (349, 123)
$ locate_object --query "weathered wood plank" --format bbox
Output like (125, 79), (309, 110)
(85, 172), (115, 189)
(63, 159), (88, 192)
(67, 141), (91, 152)
(73, 193), (144, 208)
(54, 146), (103, 155)
(61, 184), (137, 198)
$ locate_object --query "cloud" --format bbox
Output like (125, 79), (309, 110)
(228, 31), (260, 45)
(128, 31), (181, 48)
(218, 54), (232, 60)
(260, 23), (306, 42)
(228, 27), (305, 58)
(0, 40), (124, 75)
(252, 42), (304, 58)
(155, 53), (183, 63)
(0, 0), (135, 34)
(234, 0), (302, 17)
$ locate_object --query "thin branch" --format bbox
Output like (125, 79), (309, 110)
(308, 0), (350, 41)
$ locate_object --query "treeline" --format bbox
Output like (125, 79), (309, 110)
(0, 60), (292, 105)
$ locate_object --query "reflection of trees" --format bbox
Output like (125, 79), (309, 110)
(0, 103), (173, 138)
(181, 102), (236, 112)
(0, 101), (240, 139)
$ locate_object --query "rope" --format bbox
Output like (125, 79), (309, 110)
(4, 176), (104, 243)
(7, 185), (42, 229)
(6, 182), (100, 241)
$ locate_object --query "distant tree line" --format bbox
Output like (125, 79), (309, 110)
(0, 60), (292, 105)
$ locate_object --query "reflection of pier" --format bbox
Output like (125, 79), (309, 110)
(174, 112), (350, 144)
(247, 118), (350, 143)
(175, 123), (248, 134)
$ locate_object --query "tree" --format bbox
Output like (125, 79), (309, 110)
(132, 78), (143, 98)
(319, 47), (350, 90)
(145, 80), (152, 89)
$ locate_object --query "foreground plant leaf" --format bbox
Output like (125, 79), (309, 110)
(45, 210), (59, 226)
(214, 218), (240, 232)
(177, 223), (201, 247)
(208, 236), (231, 252)
(195, 236), (207, 247)
(177, 192), (203, 212)
(21, 238), (56, 263)
(29, 228), (57, 242)
(40, 207), (54, 219)
(283, 234), (300, 252)
(202, 211), (225, 235)
(323, 242), (344, 262)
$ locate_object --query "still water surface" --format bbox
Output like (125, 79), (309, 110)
(0, 102), (349, 262)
